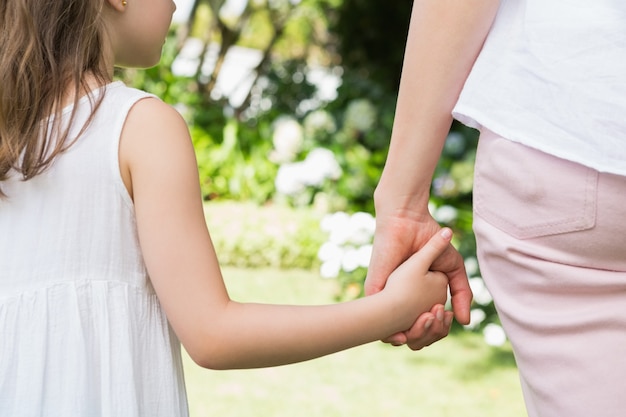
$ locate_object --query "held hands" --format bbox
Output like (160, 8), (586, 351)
(366, 213), (472, 350)
(380, 228), (452, 338)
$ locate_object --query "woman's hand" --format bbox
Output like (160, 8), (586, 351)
(365, 212), (472, 349)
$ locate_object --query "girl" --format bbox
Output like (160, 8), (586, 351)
(0, 0), (451, 415)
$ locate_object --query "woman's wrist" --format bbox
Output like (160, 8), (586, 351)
(373, 182), (432, 219)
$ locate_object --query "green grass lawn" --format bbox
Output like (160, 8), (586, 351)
(183, 267), (527, 417)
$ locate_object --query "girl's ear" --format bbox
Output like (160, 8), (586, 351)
(105, 0), (127, 13)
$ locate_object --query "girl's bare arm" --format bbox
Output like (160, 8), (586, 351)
(119, 98), (450, 370)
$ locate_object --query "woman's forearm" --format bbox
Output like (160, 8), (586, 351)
(376, 0), (500, 212)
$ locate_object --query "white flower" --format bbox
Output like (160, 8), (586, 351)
(327, 222), (353, 246)
(464, 309), (487, 330)
(320, 259), (342, 279)
(356, 244), (373, 268)
(433, 205), (458, 224)
(320, 212), (351, 234)
(346, 229), (372, 247)
(349, 212), (376, 233)
(341, 248), (361, 273)
(469, 277), (493, 306)
(274, 163), (307, 196)
(317, 241), (343, 263)
(483, 323), (507, 346)
(301, 148), (342, 186)
(271, 117), (304, 163)
(319, 211), (375, 277)
(322, 212), (354, 246)
(344, 212), (375, 246)
(274, 147), (341, 197)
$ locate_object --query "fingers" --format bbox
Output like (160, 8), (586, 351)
(405, 306), (453, 351)
(447, 262), (473, 325)
(430, 243), (473, 325)
(403, 228), (453, 270)
(365, 234), (410, 296)
(365, 217), (441, 297)
(383, 305), (453, 350)
(364, 249), (394, 296)
(383, 332), (408, 346)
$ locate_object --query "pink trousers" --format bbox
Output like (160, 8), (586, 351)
(472, 130), (626, 417)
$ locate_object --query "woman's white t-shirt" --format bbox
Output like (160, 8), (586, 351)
(453, 0), (626, 176)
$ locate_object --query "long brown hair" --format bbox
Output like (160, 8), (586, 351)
(0, 0), (110, 196)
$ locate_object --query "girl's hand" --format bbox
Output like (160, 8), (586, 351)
(381, 228), (453, 335)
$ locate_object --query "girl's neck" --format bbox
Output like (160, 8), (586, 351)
(60, 73), (111, 109)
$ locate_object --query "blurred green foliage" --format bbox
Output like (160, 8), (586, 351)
(204, 201), (326, 269)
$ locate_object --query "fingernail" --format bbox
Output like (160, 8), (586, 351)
(440, 228), (452, 239)
(424, 317), (434, 330)
(436, 310), (444, 321)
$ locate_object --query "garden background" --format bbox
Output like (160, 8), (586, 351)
(117, 0), (525, 415)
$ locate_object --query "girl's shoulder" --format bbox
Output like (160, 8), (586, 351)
(101, 81), (187, 142)
(123, 90), (188, 138)
(117, 82), (193, 199)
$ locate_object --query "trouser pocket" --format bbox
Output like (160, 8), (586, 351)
(473, 130), (598, 240)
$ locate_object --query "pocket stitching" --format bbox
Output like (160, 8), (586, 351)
(474, 154), (598, 240)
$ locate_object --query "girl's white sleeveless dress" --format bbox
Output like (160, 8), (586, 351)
(0, 82), (189, 416)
